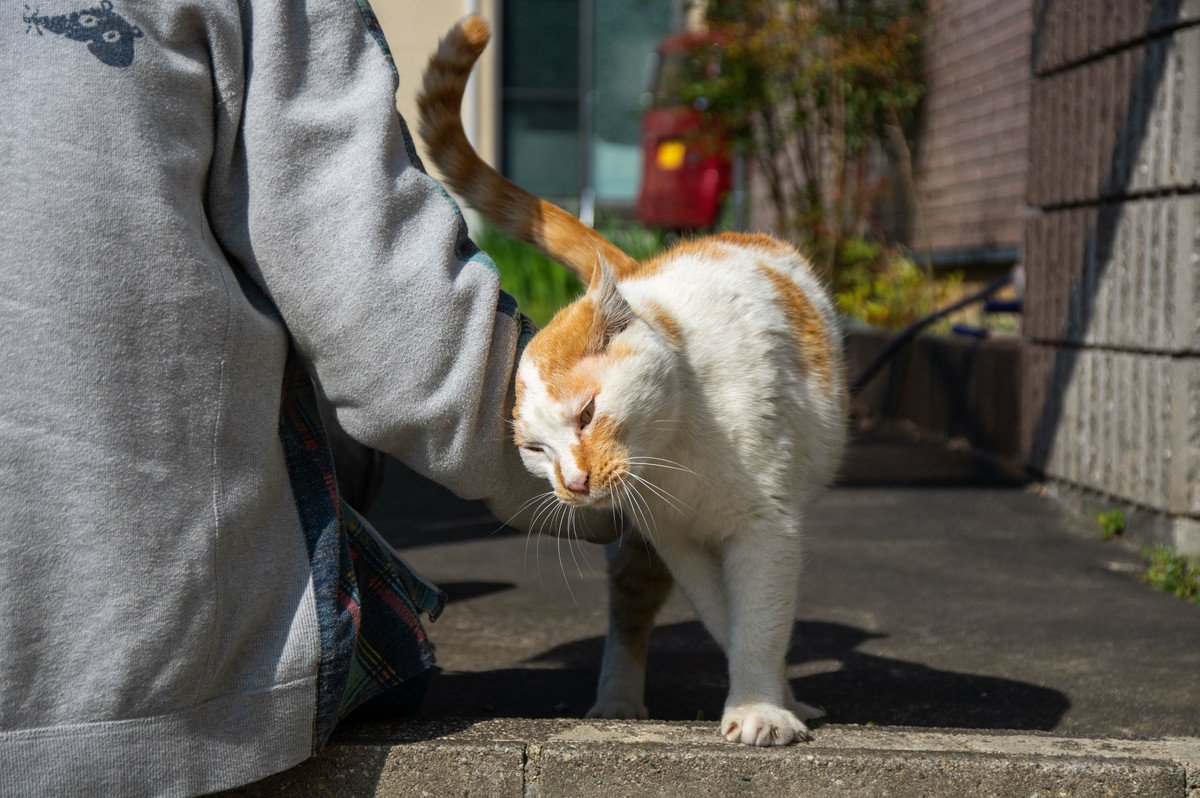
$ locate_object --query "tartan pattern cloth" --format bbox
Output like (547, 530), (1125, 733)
(278, 348), (445, 748)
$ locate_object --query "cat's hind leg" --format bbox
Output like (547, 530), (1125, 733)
(719, 522), (810, 746)
(587, 539), (673, 719)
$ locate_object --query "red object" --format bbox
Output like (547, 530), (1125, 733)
(636, 32), (732, 231)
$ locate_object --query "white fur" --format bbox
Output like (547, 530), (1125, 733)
(514, 240), (846, 746)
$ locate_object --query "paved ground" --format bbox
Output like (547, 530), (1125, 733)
(365, 432), (1200, 740)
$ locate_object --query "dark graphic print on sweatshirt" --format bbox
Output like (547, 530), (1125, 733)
(23, 1), (143, 67)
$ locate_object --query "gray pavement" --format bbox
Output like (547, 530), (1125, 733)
(369, 432), (1200, 739)
(222, 432), (1200, 797)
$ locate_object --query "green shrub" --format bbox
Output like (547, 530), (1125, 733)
(835, 253), (962, 330)
(1141, 547), (1200, 604)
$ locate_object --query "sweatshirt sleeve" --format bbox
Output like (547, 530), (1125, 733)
(205, 0), (616, 541)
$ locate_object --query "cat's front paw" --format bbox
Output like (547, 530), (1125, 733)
(586, 700), (649, 720)
(721, 703), (810, 746)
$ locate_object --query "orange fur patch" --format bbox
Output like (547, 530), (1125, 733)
(606, 339), (641, 361)
(511, 374), (526, 423)
(630, 237), (729, 281)
(621, 233), (792, 283)
(525, 298), (606, 402)
(552, 460), (567, 497)
(713, 231), (796, 256)
(571, 416), (627, 494)
(757, 263), (834, 392)
(642, 300), (684, 349)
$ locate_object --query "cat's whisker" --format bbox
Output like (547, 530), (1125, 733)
(628, 457), (706, 481)
(575, 510), (602, 574)
(615, 482), (651, 548)
(630, 455), (690, 466)
(554, 505), (578, 606)
(631, 484), (660, 540)
(566, 506), (588, 581)
(499, 489), (556, 537)
(616, 482), (643, 540)
(532, 496), (567, 586)
(523, 493), (559, 580)
(628, 461), (707, 483)
(628, 472), (690, 516)
(528, 494), (561, 538)
(621, 479), (659, 548)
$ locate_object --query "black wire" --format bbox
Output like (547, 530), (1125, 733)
(848, 273), (1014, 397)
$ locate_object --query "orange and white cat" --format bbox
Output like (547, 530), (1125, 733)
(419, 17), (846, 746)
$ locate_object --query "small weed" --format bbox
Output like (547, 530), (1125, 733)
(1141, 546), (1200, 604)
(1096, 509), (1127, 541)
(695, 709), (705, 721)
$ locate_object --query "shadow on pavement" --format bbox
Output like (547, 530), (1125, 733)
(435, 580), (516, 603)
(415, 619), (1069, 731)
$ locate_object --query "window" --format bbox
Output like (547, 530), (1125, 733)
(502, 0), (673, 203)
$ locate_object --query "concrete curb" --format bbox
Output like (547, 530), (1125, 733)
(224, 720), (1200, 797)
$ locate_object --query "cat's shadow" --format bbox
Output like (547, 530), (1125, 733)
(412, 618), (1069, 731)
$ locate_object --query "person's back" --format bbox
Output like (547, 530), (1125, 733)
(0, 3), (614, 795)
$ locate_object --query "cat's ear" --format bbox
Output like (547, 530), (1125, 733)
(587, 253), (634, 351)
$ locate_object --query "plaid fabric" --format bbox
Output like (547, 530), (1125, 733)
(278, 348), (445, 748)
(497, 291), (538, 348)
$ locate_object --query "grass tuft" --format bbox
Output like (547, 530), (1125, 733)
(1096, 509), (1126, 541)
(1141, 546), (1200, 604)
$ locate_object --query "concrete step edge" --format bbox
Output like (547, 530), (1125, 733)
(226, 719), (1200, 798)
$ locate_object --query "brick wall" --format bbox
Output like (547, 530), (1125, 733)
(910, 0), (1033, 258)
(1023, 0), (1200, 553)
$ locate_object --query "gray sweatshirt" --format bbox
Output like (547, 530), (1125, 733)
(0, 2), (608, 795)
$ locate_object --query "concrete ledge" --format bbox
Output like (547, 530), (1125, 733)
(221, 719), (1200, 798)
(844, 329), (1023, 460)
(1041, 479), (1200, 557)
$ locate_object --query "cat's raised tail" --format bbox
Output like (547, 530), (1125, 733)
(417, 16), (636, 285)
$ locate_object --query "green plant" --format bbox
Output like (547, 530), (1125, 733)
(598, 215), (668, 262)
(835, 253), (961, 330)
(1096, 509), (1127, 541)
(475, 221), (667, 327)
(1141, 547), (1200, 604)
(474, 226), (583, 327)
(694, 0), (925, 276)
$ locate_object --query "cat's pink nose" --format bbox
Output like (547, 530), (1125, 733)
(566, 472), (590, 495)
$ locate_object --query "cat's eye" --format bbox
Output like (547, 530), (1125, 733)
(578, 398), (595, 429)
(522, 445), (545, 455)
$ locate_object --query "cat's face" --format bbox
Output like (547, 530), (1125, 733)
(512, 268), (679, 509)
